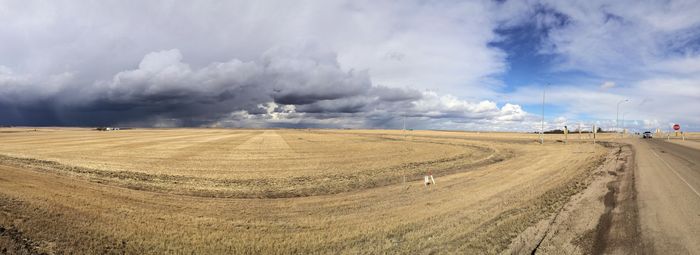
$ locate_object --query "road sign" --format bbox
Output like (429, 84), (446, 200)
(673, 124), (680, 131)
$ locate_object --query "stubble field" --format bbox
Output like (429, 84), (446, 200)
(0, 128), (612, 254)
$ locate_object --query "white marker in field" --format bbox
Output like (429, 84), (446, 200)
(593, 124), (597, 145)
(424, 171), (436, 188)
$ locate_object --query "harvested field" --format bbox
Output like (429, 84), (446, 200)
(0, 128), (612, 254)
(0, 129), (501, 198)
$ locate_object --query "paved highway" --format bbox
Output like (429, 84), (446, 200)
(631, 138), (700, 254)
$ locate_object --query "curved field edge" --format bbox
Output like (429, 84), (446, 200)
(0, 139), (508, 198)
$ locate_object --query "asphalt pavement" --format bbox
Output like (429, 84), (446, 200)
(631, 137), (700, 254)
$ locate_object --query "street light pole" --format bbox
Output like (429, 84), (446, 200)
(540, 84), (548, 145)
(622, 112), (629, 138)
(616, 99), (628, 138)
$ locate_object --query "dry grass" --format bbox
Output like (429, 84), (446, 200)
(0, 128), (502, 198)
(0, 128), (611, 254)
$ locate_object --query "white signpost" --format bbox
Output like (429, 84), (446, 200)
(593, 124), (598, 145)
(424, 171), (435, 189)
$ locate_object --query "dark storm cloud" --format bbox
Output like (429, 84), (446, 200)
(0, 45), (423, 127)
(296, 98), (370, 114)
(369, 86), (422, 102)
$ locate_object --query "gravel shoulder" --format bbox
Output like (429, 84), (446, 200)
(504, 142), (643, 255)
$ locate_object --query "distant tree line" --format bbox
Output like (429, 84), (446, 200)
(536, 127), (606, 134)
(95, 127), (131, 131)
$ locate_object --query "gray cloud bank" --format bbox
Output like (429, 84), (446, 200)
(0, 0), (531, 129)
(0, 45), (527, 128)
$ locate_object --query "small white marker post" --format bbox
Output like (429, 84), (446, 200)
(593, 124), (597, 145)
(424, 171), (435, 189)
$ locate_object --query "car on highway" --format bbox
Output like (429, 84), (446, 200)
(643, 131), (653, 139)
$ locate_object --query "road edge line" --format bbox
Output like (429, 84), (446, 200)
(650, 150), (700, 198)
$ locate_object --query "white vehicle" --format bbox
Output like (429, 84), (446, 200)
(643, 131), (653, 139)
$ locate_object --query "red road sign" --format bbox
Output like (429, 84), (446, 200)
(673, 124), (680, 130)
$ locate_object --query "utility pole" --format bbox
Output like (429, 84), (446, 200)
(616, 99), (628, 138)
(402, 114), (407, 188)
(578, 122), (582, 140)
(403, 115), (406, 131)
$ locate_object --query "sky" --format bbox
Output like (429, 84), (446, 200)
(1, 0), (699, 131)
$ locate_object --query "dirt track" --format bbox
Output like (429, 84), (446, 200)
(505, 142), (641, 255)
